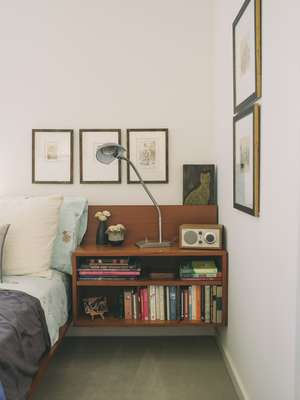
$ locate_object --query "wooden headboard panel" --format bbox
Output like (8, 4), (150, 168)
(84, 205), (218, 245)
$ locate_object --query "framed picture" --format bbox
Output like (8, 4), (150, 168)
(127, 129), (168, 184)
(233, 104), (260, 216)
(32, 129), (73, 184)
(183, 165), (216, 205)
(233, 0), (261, 113)
(79, 129), (121, 183)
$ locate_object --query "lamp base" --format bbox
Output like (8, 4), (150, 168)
(135, 240), (174, 248)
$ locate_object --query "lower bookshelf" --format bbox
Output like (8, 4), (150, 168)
(72, 245), (228, 328)
(75, 315), (223, 327)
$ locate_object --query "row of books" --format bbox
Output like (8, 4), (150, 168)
(78, 258), (141, 280)
(121, 285), (223, 323)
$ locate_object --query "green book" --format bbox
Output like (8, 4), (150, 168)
(191, 260), (217, 269)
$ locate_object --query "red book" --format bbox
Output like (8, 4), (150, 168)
(79, 271), (140, 276)
(142, 288), (149, 321)
(139, 288), (144, 320)
(196, 286), (201, 320)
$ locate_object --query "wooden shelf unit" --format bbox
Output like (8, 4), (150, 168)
(72, 245), (228, 327)
(71, 205), (228, 328)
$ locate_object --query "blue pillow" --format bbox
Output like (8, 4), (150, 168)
(0, 225), (10, 283)
(51, 197), (88, 274)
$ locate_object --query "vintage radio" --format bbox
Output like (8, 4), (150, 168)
(179, 224), (223, 249)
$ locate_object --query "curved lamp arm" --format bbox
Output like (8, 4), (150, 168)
(120, 156), (162, 243)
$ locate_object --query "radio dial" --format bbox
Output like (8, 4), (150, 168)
(204, 232), (216, 244)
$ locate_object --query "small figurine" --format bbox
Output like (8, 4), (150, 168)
(83, 296), (108, 320)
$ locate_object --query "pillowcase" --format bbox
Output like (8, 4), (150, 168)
(0, 224), (10, 283)
(0, 195), (63, 276)
(51, 197), (88, 274)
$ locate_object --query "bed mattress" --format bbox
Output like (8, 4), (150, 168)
(0, 270), (70, 346)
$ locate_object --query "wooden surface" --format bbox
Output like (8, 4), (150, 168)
(84, 205), (218, 245)
(75, 316), (223, 328)
(74, 244), (226, 257)
(77, 279), (223, 287)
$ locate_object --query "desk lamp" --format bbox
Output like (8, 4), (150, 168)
(96, 143), (172, 248)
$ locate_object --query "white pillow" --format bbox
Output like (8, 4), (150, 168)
(0, 195), (63, 276)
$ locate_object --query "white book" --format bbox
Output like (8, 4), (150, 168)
(192, 286), (197, 320)
(149, 285), (156, 321)
(159, 286), (165, 320)
(132, 292), (137, 320)
(205, 285), (210, 323)
(155, 285), (160, 321)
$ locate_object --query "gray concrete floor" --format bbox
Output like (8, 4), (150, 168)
(33, 337), (238, 400)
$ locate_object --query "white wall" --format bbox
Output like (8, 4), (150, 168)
(213, 1), (300, 399)
(0, 0), (214, 205)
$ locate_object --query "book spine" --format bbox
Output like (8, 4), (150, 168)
(149, 285), (156, 321)
(78, 271), (140, 276)
(205, 285), (211, 323)
(132, 292), (137, 320)
(201, 286), (205, 321)
(212, 285), (217, 323)
(155, 286), (160, 321)
(192, 286), (197, 320)
(143, 288), (149, 321)
(196, 286), (201, 321)
(159, 286), (165, 320)
(169, 286), (177, 320)
(139, 288), (144, 320)
(184, 288), (189, 320)
(216, 285), (223, 323)
(188, 286), (192, 320)
(180, 287), (184, 320)
(166, 287), (170, 321)
(124, 289), (132, 320)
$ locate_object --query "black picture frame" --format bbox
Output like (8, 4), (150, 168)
(233, 104), (260, 216)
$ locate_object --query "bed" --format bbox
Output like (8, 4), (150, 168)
(0, 196), (88, 400)
(0, 271), (71, 400)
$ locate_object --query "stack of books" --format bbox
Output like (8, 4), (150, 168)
(179, 260), (221, 280)
(78, 258), (141, 280)
(120, 285), (222, 323)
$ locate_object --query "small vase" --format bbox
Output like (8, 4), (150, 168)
(96, 221), (108, 245)
(107, 231), (124, 246)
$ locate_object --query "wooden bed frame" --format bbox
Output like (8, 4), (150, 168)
(28, 320), (71, 399)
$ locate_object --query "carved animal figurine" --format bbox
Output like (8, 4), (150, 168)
(83, 296), (108, 320)
(184, 172), (211, 205)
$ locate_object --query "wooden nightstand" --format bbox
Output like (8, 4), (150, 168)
(71, 205), (228, 328)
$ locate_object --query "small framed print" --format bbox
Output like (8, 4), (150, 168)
(233, 0), (261, 113)
(80, 129), (121, 183)
(32, 129), (73, 184)
(127, 129), (169, 184)
(233, 104), (260, 216)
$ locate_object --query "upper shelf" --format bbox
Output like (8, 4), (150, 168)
(73, 244), (227, 257)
